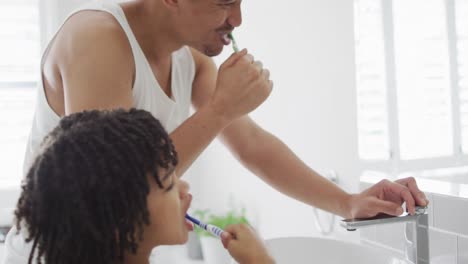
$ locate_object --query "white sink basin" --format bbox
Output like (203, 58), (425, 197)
(264, 237), (411, 264)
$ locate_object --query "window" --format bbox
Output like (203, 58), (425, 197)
(393, 0), (453, 160)
(0, 0), (40, 186)
(354, 0), (468, 170)
(354, 0), (390, 160)
(457, 0), (468, 152)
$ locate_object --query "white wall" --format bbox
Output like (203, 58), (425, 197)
(185, 0), (359, 239)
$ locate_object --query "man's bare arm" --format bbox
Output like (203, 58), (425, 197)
(173, 47), (271, 176)
(222, 121), (351, 217)
(190, 50), (350, 217)
(57, 12), (135, 113)
(191, 49), (430, 220)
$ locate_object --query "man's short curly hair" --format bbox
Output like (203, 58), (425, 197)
(14, 108), (178, 264)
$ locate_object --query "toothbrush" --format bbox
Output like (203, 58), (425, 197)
(227, 33), (239, 53)
(186, 214), (225, 239)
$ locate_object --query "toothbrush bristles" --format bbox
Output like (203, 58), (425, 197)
(228, 33), (239, 52)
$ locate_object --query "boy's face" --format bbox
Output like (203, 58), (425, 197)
(175, 0), (243, 56)
(144, 170), (193, 246)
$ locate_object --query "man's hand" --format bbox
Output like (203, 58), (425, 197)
(347, 177), (429, 219)
(221, 224), (274, 264)
(209, 49), (273, 122)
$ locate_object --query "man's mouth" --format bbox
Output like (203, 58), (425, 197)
(219, 32), (232, 45)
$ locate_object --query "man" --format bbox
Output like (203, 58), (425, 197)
(7, 0), (428, 261)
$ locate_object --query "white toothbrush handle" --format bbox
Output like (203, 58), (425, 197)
(206, 224), (224, 238)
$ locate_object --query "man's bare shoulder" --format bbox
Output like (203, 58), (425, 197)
(52, 10), (133, 67)
(41, 10), (135, 114)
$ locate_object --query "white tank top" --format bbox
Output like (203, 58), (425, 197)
(4, 1), (195, 263)
(23, 0), (195, 175)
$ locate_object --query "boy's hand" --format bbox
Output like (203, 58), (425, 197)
(220, 224), (274, 264)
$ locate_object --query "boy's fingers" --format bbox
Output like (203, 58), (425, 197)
(221, 232), (232, 249)
(224, 224), (241, 234)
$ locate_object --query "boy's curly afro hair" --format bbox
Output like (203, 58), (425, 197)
(15, 108), (178, 264)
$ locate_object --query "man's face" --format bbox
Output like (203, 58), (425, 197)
(176, 0), (243, 56)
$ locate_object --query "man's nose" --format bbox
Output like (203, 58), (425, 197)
(227, 4), (242, 28)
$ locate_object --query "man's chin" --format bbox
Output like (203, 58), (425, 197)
(191, 44), (223, 57)
(204, 47), (223, 57)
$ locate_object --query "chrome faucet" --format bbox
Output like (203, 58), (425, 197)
(340, 206), (429, 264)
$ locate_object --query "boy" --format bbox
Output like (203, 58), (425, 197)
(10, 109), (274, 264)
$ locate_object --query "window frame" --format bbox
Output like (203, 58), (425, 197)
(0, 0), (41, 211)
(357, 0), (468, 175)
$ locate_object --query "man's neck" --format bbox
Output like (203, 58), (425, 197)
(120, 1), (183, 62)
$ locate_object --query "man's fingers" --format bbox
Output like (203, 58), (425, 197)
(241, 54), (255, 65)
(254, 60), (263, 74)
(222, 48), (248, 68)
(262, 68), (270, 80)
(371, 198), (403, 216)
(386, 181), (416, 215)
(396, 177), (428, 207)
